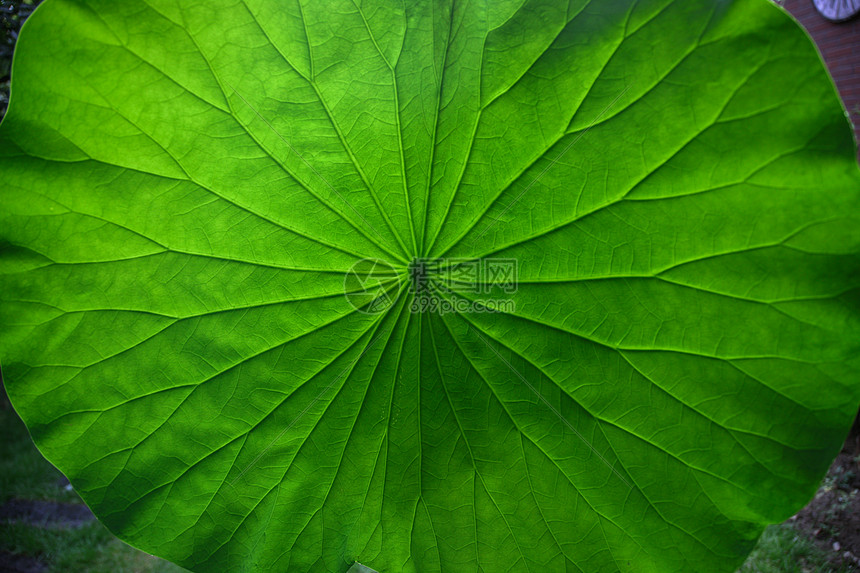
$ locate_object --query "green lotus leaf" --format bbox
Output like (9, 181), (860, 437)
(1, 0), (859, 571)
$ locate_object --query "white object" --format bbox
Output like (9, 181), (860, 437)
(814, 0), (860, 21)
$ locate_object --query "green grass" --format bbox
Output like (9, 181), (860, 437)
(0, 520), (186, 573)
(738, 523), (851, 573)
(1, 390), (186, 573)
(0, 403), (78, 504)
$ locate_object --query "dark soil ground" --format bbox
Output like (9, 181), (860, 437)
(0, 551), (45, 573)
(0, 498), (95, 529)
(790, 420), (860, 571)
(0, 1), (41, 120)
